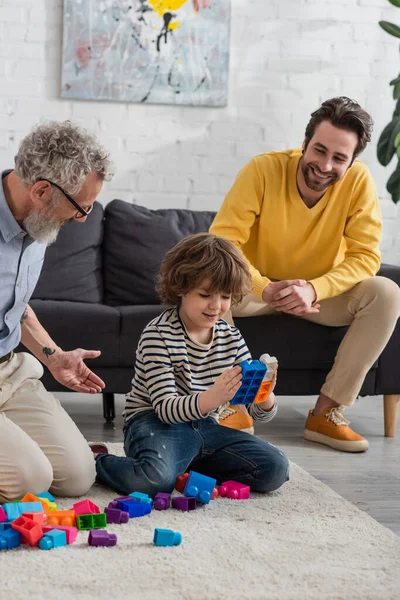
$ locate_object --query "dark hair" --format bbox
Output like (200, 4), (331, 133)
(304, 97), (373, 158)
(156, 233), (252, 307)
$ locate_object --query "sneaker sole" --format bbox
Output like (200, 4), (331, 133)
(220, 424), (254, 435)
(304, 429), (369, 452)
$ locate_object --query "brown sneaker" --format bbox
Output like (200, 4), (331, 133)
(304, 406), (369, 452)
(219, 404), (254, 435)
(89, 443), (109, 456)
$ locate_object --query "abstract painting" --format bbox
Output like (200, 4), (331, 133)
(61, 0), (231, 106)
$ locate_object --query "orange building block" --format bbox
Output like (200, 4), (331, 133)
(46, 510), (76, 527)
(254, 381), (273, 404)
(20, 493), (51, 514)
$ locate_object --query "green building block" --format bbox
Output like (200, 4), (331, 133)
(76, 513), (107, 530)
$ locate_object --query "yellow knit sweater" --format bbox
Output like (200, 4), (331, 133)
(210, 148), (382, 301)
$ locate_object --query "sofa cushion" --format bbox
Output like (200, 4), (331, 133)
(103, 201), (216, 306)
(19, 299), (121, 367)
(118, 305), (166, 367)
(32, 202), (104, 303)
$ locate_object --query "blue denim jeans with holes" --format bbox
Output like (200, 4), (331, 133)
(95, 411), (289, 497)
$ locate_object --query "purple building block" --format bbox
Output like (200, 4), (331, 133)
(154, 492), (171, 511)
(88, 529), (117, 547)
(171, 497), (196, 511)
(104, 508), (129, 524)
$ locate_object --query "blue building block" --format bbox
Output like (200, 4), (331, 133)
(0, 529), (21, 550)
(230, 360), (266, 405)
(128, 492), (153, 506)
(3, 501), (44, 521)
(39, 529), (67, 550)
(37, 491), (55, 502)
(153, 528), (182, 547)
(0, 522), (12, 531)
(183, 471), (216, 504)
(118, 500), (152, 518)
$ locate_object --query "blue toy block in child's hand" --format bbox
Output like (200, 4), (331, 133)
(230, 360), (267, 405)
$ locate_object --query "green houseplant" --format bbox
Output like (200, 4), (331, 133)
(378, 0), (400, 203)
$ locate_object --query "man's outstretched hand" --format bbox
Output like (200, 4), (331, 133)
(47, 349), (105, 394)
(262, 280), (320, 316)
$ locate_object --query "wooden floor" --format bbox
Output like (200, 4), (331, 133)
(59, 392), (400, 536)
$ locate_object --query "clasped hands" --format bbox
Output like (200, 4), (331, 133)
(262, 279), (319, 316)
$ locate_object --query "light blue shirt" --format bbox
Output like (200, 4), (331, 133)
(0, 170), (46, 356)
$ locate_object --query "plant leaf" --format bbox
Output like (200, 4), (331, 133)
(388, 0), (400, 8)
(377, 118), (400, 165)
(379, 21), (400, 38)
(390, 74), (400, 86)
(386, 163), (400, 203)
(393, 81), (400, 99)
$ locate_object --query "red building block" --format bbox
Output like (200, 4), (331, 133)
(175, 472), (189, 493)
(11, 516), (43, 546)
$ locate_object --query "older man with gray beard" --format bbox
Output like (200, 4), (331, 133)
(0, 121), (114, 502)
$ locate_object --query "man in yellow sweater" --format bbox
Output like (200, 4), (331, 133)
(210, 96), (400, 452)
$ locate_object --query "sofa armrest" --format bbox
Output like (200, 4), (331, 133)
(377, 263), (400, 286)
(375, 263), (400, 395)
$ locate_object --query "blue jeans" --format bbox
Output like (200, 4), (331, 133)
(95, 412), (289, 497)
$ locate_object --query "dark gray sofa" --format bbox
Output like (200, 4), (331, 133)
(18, 199), (400, 436)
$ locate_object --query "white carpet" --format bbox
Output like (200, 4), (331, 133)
(2, 443), (400, 600)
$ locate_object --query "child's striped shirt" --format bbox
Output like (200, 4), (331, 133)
(123, 307), (278, 425)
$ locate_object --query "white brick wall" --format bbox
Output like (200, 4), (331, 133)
(0, 0), (399, 264)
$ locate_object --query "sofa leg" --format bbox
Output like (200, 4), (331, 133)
(383, 394), (399, 437)
(103, 393), (115, 423)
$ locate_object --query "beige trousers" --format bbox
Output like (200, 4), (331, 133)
(230, 277), (400, 407)
(0, 352), (95, 503)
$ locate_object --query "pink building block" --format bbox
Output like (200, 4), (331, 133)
(0, 507), (7, 523)
(218, 480), (250, 500)
(73, 499), (100, 516)
(42, 525), (78, 545)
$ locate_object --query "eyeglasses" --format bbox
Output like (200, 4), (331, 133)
(38, 178), (93, 219)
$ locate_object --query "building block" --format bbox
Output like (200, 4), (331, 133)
(108, 496), (132, 509)
(231, 360), (266, 405)
(0, 506), (8, 523)
(46, 510), (76, 527)
(104, 508), (129, 524)
(88, 529), (117, 547)
(211, 487), (219, 500)
(73, 499), (100, 516)
(0, 529), (21, 550)
(153, 528), (182, 547)
(183, 471), (216, 504)
(11, 515), (43, 546)
(0, 537), (6, 550)
(175, 472), (189, 493)
(38, 529), (67, 550)
(76, 513), (107, 530)
(254, 354), (278, 404)
(2, 503), (23, 521)
(42, 525), (78, 545)
(0, 522), (12, 531)
(171, 497), (196, 511)
(128, 491), (153, 506)
(20, 493), (50, 512)
(37, 491), (55, 502)
(117, 500), (151, 518)
(22, 512), (46, 526)
(154, 492), (171, 511)
(218, 480), (250, 500)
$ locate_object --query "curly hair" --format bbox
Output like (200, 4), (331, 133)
(304, 96), (373, 158)
(14, 120), (114, 194)
(156, 233), (252, 307)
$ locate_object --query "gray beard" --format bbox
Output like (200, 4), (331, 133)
(23, 211), (63, 244)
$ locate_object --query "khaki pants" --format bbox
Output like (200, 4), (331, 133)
(229, 277), (400, 407)
(0, 352), (95, 503)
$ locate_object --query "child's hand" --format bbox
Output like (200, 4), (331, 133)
(198, 366), (242, 414)
(211, 366), (242, 403)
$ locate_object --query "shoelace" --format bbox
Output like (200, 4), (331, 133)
(325, 406), (350, 427)
(219, 404), (236, 420)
